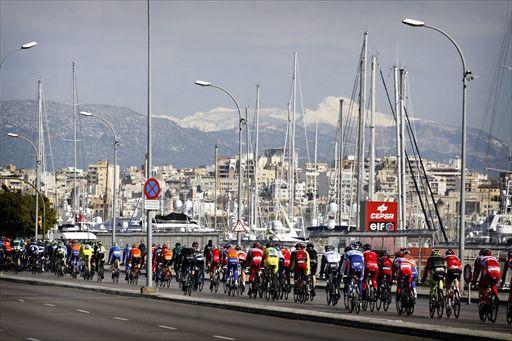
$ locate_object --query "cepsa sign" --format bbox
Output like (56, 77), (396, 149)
(363, 201), (398, 232)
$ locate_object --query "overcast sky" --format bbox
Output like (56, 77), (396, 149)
(1, 0), (510, 141)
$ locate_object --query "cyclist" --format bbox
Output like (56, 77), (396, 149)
(263, 241), (279, 279)
(393, 250), (413, 301)
(80, 241), (94, 274)
(403, 248), (418, 299)
(378, 251), (393, 284)
(204, 239), (214, 271)
(246, 242), (263, 295)
(138, 240), (146, 270)
(55, 241), (68, 268)
(172, 242), (183, 276)
(209, 245), (222, 289)
(472, 249), (501, 300)
(306, 243), (318, 297)
(192, 242), (205, 289)
(362, 244), (379, 294)
(94, 241), (106, 274)
(128, 243), (142, 278)
(236, 245), (247, 285)
(290, 243), (310, 289)
(500, 248), (512, 289)
(225, 244), (240, 287)
(122, 243), (132, 280)
(420, 249), (446, 294)
(319, 245), (341, 279)
(152, 244), (162, 274)
(109, 243), (122, 267)
(341, 242), (364, 299)
(445, 249), (462, 292)
(279, 246), (292, 288)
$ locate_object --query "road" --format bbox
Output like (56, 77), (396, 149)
(6, 269), (511, 334)
(0, 281), (434, 341)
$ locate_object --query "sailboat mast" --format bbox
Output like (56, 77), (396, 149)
(254, 84), (260, 230)
(369, 56), (377, 201)
(35, 80), (42, 239)
(338, 99), (344, 225)
(72, 61), (78, 222)
(399, 68), (407, 233)
(289, 51), (297, 221)
(313, 123), (318, 223)
(394, 66), (402, 231)
(356, 32), (368, 230)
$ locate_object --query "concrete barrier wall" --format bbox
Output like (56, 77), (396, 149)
(96, 232), (221, 249)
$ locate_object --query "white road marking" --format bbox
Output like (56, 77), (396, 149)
(26, 338), (41, 341)
(76, 309), (90, 314)
(44, 303), (55, 307)
(113, 317), (128, 321)
(212, 336), (235, 340)
(17, 299), (25, 302)
(158, 325), (177, 330)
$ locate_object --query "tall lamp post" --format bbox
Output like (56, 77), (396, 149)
(8, 132), (41, 240)
(80, 111), (119, 248)
(194, 80), (244, 245)
(0, 42), (37, 96)
(402, 18), (474, 268)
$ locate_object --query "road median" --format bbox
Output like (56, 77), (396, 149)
(1, 274), (509, 341)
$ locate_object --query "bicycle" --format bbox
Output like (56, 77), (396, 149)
(128, 262), (140, 285)
(194, 265), (205, 292)
(445, 278), (461, 319)
(225, 267), (238, 297)
(347, 273), (361, 314)
(210, 264), (221, 293)
(362, 275), (377, 312)
(396, 276), (415, 316)
(97, 260), (105, 282)
(478, 286), (499, 323)
(111, 259), (120, 283)
(325, 267), (341, 306)
(376, 275), (392, 312)
(428, 277), (445, 319)
(248, 269), (261, 299)
(293, 271), (309, 303)
(278, 267), (290, 300)
(264, 266), (279, 301)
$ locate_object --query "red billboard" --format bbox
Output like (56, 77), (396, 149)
(362, 201), (398, 232)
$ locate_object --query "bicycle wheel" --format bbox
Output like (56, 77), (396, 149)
(437, 289), (445, 319)
(507, 300), (512, 325)
(406, 288), (415, 316)
(369, 285), (376, 312)
(429, 290), (435, 318)
(488, 292), (499, 323)
(362, 286), (368, 311)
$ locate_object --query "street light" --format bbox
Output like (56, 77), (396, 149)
(402, 18), (473, 271)
(194, 80), (245, 245)
(8, 132), (41, 240)
(0, 41), (38, 96)
(80, 111), (119, 248)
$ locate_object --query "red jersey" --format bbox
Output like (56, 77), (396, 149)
(294, 250), (308, 270)
(281, 248), (291, 268)
(379, 257), (393, 275)
(481, 256), (501, 275)
(445, 255), (461, 271)
(211, 248), (221, 263)
(249, 247), (263, 266)
(237, 250), (247, 263)
(363, 250), (379, 268)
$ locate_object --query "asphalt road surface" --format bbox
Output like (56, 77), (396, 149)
(0, 281), (435, 341)
(6, 268), (511, 334)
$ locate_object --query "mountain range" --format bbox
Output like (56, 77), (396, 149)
(0, 98), (509, 173)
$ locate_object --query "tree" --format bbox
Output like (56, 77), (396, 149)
(0, 184), (57, 238)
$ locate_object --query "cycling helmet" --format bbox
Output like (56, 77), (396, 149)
(295, 243), (303, 249)
(132, 243), (138, 248)
(344, 247), (351, 253)
(325, 245), (334, 252)
(397, 251), (405, 258)
(162, 244), (168, 249)
(113, 243), (117, 247)
(253, 242), (260, 248)
(266, 241), (273, 248)
(403, 248), (410, 255)
(508, 249), (512, 258)
(192, 241), (199, 248)
(225, 243), (232, 249)
(350, 242), (359, 250)
(431, 249), (441, 257)
(479, 248), (486, 256)
(175, 242), (181, 247)
(306, 243), (314, 250)
(97, 241), (102, 246)
(484, 249), (492, 256)
(445, 249), (455, 256)
(380, 251), (388, 258)
(235, 245), (241, 251)
(362, 244), (371, 251)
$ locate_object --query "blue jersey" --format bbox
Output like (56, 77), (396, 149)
(341, 249), (364, 273)
(109, 246), (122, 262)
(123, 246), (131, 264)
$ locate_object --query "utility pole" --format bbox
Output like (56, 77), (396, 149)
(254, 84), (260, 231)
(338, 99), (344, 225)
(214, 144), (218, 231)
(394, 66), (403, 231)
(36, 80), (43, 240)
(399, 68), (407, 241)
